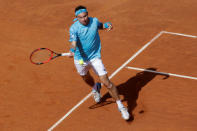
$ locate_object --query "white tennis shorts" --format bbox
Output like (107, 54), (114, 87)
(74, 58), (107, 76)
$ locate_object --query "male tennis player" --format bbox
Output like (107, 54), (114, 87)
(68, 5), (129, 120)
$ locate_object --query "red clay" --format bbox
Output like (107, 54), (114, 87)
(0, 0), (197, 131)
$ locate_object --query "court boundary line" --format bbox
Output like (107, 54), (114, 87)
(126, 66), (197, 80)
(163, 31), (197, 38)
(125, 31), (197, 80)
(47, 31), (164, 131)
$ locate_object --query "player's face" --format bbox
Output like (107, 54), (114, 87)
(77, 12), (89, 26)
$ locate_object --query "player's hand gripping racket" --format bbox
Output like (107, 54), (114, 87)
(30, 48), (71, 65)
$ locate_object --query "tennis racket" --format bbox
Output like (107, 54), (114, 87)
(30, 48), (71, 65)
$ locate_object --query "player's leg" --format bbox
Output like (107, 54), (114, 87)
(99, 74), (119, 100)
(81, 71), (95, 87)
(100, 74), (130, 120)
(91, 58), (130, 120)
(74, 59), (101, 102)
(90, 58), (119, 100)
(74, 59), (94, 86)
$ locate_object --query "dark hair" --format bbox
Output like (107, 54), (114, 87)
(75, 5), (87, 12)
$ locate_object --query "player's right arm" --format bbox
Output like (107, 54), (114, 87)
(69, 41), (76, 57)
(68, 26), (78, 57)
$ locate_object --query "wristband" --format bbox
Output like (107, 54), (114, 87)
(70, 48), (75, 53)
(104, 22), (112, 28)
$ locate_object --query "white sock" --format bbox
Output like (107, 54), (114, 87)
(116, 100), (124, 109)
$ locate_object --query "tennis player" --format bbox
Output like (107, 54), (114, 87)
(68, 5), (129, 120)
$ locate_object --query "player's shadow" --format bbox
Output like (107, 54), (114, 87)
(89, 67), (169, 121)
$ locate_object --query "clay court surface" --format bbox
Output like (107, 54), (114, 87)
(0, 0), (197, 130)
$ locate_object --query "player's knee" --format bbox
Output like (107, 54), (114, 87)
(107, 83), (113, 89)
(102, 81), (113, 89)
(99, 74), (113, 88)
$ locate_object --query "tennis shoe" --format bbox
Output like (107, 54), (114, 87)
(92, 83), (102, 103)
(119, 107), (130, 120)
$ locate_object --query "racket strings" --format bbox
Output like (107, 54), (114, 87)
(31, 49), (52, 64)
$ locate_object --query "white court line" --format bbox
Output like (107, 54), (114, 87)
(126, 66), (197, 80)
(47, 31), (164, 131)
(163, 31), (197, 38)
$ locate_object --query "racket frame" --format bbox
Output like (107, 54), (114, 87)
(30, 48), (65, 65)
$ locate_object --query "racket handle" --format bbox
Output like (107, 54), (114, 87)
(61, 53), (71, 56)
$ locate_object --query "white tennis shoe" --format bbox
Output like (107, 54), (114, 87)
(119, 107), (130, 120)
(92, 83), (102, 103)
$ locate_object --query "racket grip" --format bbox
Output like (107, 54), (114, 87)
(61, 53), (71, 56)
